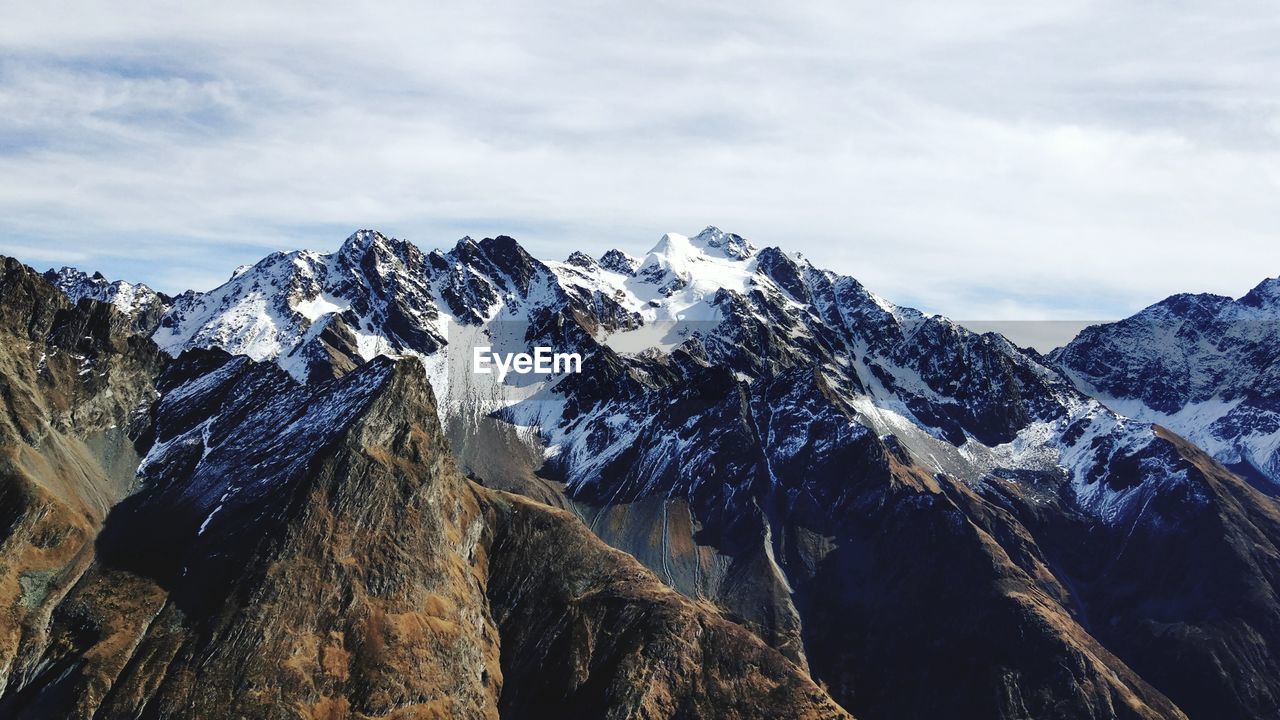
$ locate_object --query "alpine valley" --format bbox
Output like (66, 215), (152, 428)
(3, 227), (1279, 720)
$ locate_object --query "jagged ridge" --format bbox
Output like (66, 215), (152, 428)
(0, 258), (846, 719)
(31, 228), (1280, 719)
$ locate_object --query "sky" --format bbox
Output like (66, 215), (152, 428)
(2, 0), (1279, 345)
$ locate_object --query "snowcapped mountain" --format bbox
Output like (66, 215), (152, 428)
(1052, 277), (1280, 491)
(29, 228), (1280, 719)
(151, 230), (575, 383)
(152, 230), (444, 380)
(147, 225), (1140, 515)
(44, 266), (172, 333)
(0, 257), (845, 719)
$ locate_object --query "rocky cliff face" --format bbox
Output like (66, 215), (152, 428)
(998, 427), (1280, 720)
(0, 258), (845, 719)
(0, 257), (165, 693)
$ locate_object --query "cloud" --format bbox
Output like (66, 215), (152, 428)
(1, 0), (1278, 324)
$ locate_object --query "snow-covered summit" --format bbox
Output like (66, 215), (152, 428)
(1053, 275), (1280, 488)
(152, 229), (571, 384)
(631, 231), (757, 300)
(57, 226), (1238, 531)
(44, 266), (172, 332)
(690, 225), (756, 260)
(152, 229), (443, 380)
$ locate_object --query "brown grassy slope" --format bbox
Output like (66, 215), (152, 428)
(0, 256), (163, 691)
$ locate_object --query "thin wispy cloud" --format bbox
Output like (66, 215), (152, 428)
(2, 0), (1278, 325)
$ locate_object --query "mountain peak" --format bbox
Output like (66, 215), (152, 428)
(566, 251), (598, 269)
(692, 225), (756, 260)
(646, 232), (689, 257)
(1240, 276), (1280, 309)
(337, 229), (430, 276)
(599, 248), (640, 275)
(43, 265), (171, 333)
(340, 228), (390, 253)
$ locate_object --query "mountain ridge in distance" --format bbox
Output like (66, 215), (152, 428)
(1052, 277), (1280, 493)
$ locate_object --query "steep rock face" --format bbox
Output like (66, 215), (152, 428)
(541, 351), (1190, 717)
(0, 257), (166, 692)
(598, 249), (640, 276)
(982, 427), (1280, 719)
(484, 491), (848, 720)
(0, 358), (504, 719)
(1052, 279), (1280, 490)
(786, 461), (1185, 720)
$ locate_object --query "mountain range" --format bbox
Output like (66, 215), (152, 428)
(4, 226), (1279, 719)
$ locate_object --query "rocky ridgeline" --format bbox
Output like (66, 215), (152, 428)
(0, 257), (847, 719)
(13, 226), (1280, 719)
